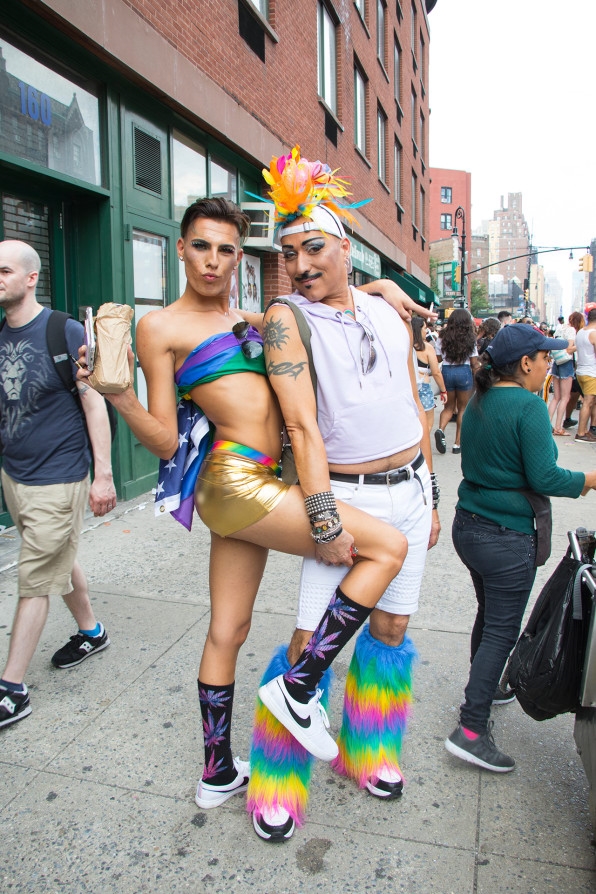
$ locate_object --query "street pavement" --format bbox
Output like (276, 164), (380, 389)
(0, 431), (595, 893)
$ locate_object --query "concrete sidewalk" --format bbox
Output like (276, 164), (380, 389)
(0, 437), (595, 893)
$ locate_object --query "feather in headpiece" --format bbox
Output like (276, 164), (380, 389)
(261, 145), (371, 229)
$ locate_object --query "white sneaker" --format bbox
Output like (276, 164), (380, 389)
(194, 757), (250, 808)
(258, 674), (339, 762)
(252, 805), (295, 842)
(366, 768), (404, 799)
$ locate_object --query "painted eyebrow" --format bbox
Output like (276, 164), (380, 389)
(282, 236), (325, 250)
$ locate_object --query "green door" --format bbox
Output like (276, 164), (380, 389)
(0, 190), (66, 527)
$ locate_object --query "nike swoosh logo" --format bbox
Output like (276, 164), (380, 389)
(279, 683), (311, 729)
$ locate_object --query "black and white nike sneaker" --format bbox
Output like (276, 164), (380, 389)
(258, 675), (338, 762)
(366, 768), (404, 799)
(252, 805), (295, 842)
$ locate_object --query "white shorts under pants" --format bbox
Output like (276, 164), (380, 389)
(296, 461), (432, 630)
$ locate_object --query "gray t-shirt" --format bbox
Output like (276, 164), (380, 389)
(0, 307), (91, 485)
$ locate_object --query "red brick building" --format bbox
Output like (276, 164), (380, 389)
(427, 167), (472, 245)
(0, 0), (438, 504)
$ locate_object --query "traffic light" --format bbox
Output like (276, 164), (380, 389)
(579, 254), (594, 272)
(524, 288), (529, 301)
(453, 263), (461, 285)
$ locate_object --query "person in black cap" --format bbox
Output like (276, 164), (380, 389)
(445, 324), (596, 774)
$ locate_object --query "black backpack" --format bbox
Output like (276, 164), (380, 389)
(0, 309), (117, 444)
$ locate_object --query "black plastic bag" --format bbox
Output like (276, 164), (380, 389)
(506, 555), (594, 721)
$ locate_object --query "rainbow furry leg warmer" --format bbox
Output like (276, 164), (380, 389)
(332, 625), (418, 788)
(247, 644), (333, 827)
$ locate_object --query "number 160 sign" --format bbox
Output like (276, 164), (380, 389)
(17, 81), (52, 127)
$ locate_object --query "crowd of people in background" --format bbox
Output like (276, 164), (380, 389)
(414, 304), (596, 770)
(415, 304), (596, 451)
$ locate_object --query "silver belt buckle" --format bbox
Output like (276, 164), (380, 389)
(386, 465), (410, 485)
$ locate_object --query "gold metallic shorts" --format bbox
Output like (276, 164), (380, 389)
(196, 449), (290, 537)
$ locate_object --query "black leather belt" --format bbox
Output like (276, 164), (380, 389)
(330, 452), (424, 486)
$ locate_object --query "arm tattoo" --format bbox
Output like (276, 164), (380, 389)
(77, 382), (90, 395)
(263, 316), (290, 350)
(267, 359), (308, 380)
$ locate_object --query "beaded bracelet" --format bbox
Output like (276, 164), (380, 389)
(310, 513), (341, 537)
(312, 524), (343, 544)
(304, 491), (337, 516)
(309, 509), (339, 528)
(430, 472), (440, 510)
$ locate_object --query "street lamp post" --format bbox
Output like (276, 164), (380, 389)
(452, 206), (466, 309)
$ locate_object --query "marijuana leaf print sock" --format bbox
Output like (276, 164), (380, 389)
(283, 586), (373, 704)
(198, 680), (237, 786)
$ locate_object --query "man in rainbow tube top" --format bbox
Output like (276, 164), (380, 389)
(78, 195), (434, 820)
(247, 147), (441, 842)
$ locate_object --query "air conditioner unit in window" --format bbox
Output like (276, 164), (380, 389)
(241, 202), (277, 250)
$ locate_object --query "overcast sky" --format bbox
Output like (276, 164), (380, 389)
(429, 0), (596, 311)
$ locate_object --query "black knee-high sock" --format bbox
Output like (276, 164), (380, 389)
(282, 586), (373, 703)
(198, 680), (237, 785)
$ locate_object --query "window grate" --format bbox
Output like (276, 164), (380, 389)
(134, 126), (162, 194)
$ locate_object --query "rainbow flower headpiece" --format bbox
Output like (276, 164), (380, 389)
(260, 145), (371, 237)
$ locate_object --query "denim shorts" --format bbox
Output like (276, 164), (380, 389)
(417, 382), (435, 410)
(551, 359), (574, 379)
(442, 363), (473, 392)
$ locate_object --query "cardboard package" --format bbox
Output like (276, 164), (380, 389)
(88, 302), (134, 394)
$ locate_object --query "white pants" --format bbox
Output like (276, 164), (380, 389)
(296, 462), (432, 630)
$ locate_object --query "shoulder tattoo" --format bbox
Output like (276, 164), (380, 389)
(263, 316), (290, 351)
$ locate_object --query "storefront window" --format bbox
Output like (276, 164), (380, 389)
(0, 36), (102, 186)
(172, 131), (207, 221)
(210, 156), (237, 201)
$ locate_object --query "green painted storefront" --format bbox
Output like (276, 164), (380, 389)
(0, 7), (265, 527)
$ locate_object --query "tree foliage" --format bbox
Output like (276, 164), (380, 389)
(470, 279), (491, 317)
(429, 256), (439, 295)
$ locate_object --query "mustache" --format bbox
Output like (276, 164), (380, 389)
(294, 271), (322, 283)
